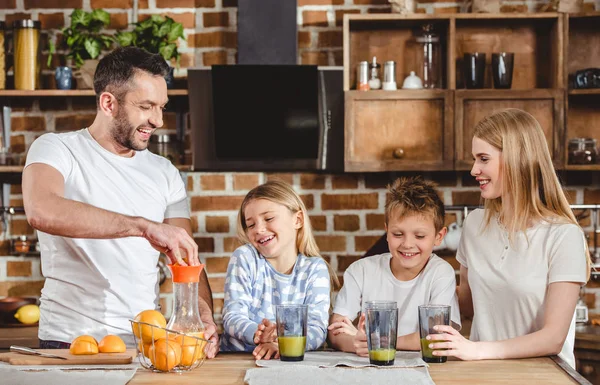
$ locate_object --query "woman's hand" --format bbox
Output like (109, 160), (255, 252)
(426, 325), (481, 361)
(353, 314), (369, 357)
(254, 319), (277, 344)
(328, 316), (358, 337)
(253, 341), (280, 360)
(203, 322), (220, 358)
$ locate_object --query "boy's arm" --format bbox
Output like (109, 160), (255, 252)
(396, 332), (421, 351)
(304, 261), (331, 350)
(328, 313), (361, 353)
(327, 264), (364, 352)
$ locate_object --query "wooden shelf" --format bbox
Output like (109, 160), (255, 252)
(569, 89), (600, 95)
(346, 89), (449, 99)
(0, 89), (188, 97)
(0, 166), (24, 172)
(564, 165), (600, 171)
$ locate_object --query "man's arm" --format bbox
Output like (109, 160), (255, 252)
(23, 163), (197, 266)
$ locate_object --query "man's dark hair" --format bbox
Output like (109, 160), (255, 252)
(93, 47), (169, 106)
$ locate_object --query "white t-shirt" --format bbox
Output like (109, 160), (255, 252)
(456, 209), (587, 369)
(333, 253), (461, 336)
(25, 129), (190, 345)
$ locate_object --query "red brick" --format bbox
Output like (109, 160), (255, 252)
(224, 237), (243, 253)
(10, 198), (24, 207)
(203, 50), (228, 66)
(189, 31), (235, 48)
(337, 255), (361, 272)
(205, 256), (230, 273)
(91, 0), (132, 7)
(299, 0), (343, 4)
(160, 12), (195, 29)
(191, 215), (199, 233)
(303, 10), (328, 27)
(0, 240), (9, 255)
(298, 31), (312, 49)
(444, 213), (458, 228)
(355, 235), (383, 252)
(451, 191), (482, 206)
(334, 215), (360, 232)
(10, 135), (26, 153)
(301, 51), (329, 66)
(322, 193), (378, 210)
(300, 174), (326, 190)
(366, 213), (385, 230)
(203, 11), (229, 28)
(433, 6), (460, 14)
(187, 176), (195, 192)
(178, 53), (195, 68)
(157, 0), (214, 7)
(11, 185), (22, 194)
(208, 276), (225, 293)
(200, 174), (225, 190)
(583, 3), (596, 12)
(0, 0), (16, 8)
(0, 280), (45, 297)
(335, 9), (360, 27)
(206, 216), (230, 233)
(266, 173), (294, 184)
(332, 175), (359, 189)
(139, 0), (148, 7)
(564, 189), (577, 205)
(584, 189), (600, 204)
(5, 13), (32, 25)
(24, 0), (82, 8)
(109, 13), (129, 29)
(310, 215), (327, 232)
(317, 31), (342, 48)
(315, 235), (346, 252)
(39, 13), (64, 29)
(12, 117), (45, 132)
(353, 0), (388, 4)
(233, 174), (259, 190)
(194, 237), (215, 253)
(301, 194), (314, 210)
(55, 114), (95, 132)
(7, 261), (32, 277)
(191, 196), (244, 211)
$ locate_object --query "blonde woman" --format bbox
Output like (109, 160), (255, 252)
(427, 109), (590, 369)
(220, 180), (338, 359)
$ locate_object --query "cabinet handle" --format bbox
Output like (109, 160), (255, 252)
(393, 148), (405, 159)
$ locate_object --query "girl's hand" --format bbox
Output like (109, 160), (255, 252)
(328, 316), (358, 337)
(426, 325), (480, 361)
(353, 314), (369, 357)
(254, 319), (278, 344)
(252, 341), (280, 360)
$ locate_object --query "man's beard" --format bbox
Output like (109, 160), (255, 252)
(111, 108), (150, 152)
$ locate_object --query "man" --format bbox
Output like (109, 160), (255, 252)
(22, 47), (218, 357)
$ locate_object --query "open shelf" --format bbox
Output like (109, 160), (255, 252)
(565, 165), (600, 171)
(0, 164), (193, 174)
(568, 89), (600, 95)
(0, 89), (188, 97)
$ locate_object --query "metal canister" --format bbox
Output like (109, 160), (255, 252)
(383, 61), (397, 90)
(356, 60), (369, 91)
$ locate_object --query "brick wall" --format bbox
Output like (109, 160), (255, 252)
(1, 0), (600, 328)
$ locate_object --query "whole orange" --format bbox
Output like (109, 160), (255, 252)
(98, 335), (126, 353)
(133, 310), (166, 343)
(149, 338), (182, 372)
(70, 340), (99, 355)
(174, 333), (206, 366)
(138, 341), (152, 358)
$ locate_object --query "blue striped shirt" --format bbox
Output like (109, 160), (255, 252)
(220, 244), (331, 352)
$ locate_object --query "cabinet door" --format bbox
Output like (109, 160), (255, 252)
(344, 90), (454, 172)
(454, 89), (564, 170)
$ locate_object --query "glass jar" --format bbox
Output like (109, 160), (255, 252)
(568, 138), (598, 165)
(0, 21), (5, 90)
(414, 24), (442, 89)
(13, 20), (41, 90)
(149, 134), (180, 164)
(14, 235), (30, 253)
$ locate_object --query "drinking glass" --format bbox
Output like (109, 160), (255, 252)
(463, 52), (486, 89)
(418, 305), (450, 363)
(276, 304), (307, 361)
(364, 301), (398, 366)
(492, 52), (514, 89)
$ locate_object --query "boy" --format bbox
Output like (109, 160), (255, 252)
(327, 176), (461, 355)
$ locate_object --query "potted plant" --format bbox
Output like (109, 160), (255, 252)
(49, 9), (113, 89)
(115, 15), (185, 87)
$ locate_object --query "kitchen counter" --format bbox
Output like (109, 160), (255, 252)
(0, 325), (38, 350)
(128, 353), (589, 384)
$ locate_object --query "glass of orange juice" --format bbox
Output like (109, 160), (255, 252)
(418, 304), (450, 363)
(276, 304), (307, 362)
(365, 301), (398, 366)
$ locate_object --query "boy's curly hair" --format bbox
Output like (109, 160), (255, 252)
(385, 176), (445, 231)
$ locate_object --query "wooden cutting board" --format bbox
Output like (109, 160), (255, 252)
(0, 348), (136, 365)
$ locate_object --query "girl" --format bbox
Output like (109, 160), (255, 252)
(220, 180), (338, 359)
(428, 109), (590, 369)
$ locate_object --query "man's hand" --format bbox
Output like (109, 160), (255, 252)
(253, 341), (279, 360)
(143, 221), (199, 266)
(254, 319), (277, 344)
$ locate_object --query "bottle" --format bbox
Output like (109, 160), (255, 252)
(166, 263), (206, 367)
(0, 21), (5, 90)
(368, 56), (381, 90)
(13, 20), (41, 90)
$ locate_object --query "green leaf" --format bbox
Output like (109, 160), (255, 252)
(159, 44), (175, 61)
(167, 23), (184, 43)
(84, 38), (101, 60)
(138, 18), (154, 30)
(150, 14), (164, 24)
(115, 31), (134, 47)
(47, 40), (55, 68)
(157, 23), (170, 38)
(71, 9), (91, 27)
(91, 9), (110, 26)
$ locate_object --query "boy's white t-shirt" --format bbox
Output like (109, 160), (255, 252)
(333, 253), (461, 336)
(456, 209), (588, 369)
(25, 129), (190, 345)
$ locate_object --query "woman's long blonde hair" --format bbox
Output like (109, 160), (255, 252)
(474, 108), (591, 279)
(237, 180), (340, 290)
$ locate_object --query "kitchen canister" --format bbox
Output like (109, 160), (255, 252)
(0, 21), (5, 89)
(13, 20), (41, 90)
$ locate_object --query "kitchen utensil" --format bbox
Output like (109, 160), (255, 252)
(357, 61), (369, 91)
(492, 52), (514, 89)
(382, 61), (397, 90)
(464, 52), (486, 89)
(402, 71), (424, 89)
(10, 345), (68, 360)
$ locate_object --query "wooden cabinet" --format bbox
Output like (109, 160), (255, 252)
(343, 13), (581, 172)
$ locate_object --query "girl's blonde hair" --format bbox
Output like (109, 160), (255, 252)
(474, 108), (591, 279)
(237, 179), (340, 290)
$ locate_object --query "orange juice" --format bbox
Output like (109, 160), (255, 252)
(278, 336), (306, 361)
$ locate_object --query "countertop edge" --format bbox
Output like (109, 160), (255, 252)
(551, 355), (593, 385)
